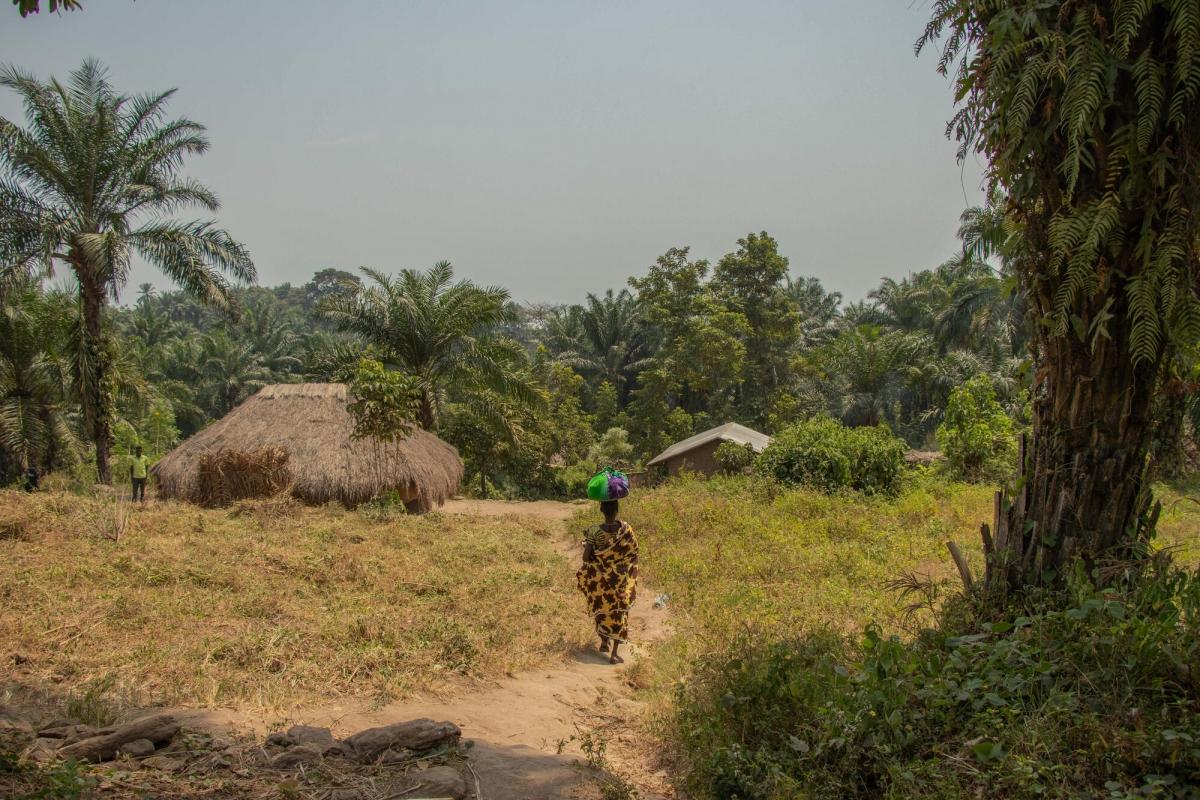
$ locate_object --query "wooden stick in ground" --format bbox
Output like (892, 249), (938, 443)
(946, 541), (975, 596)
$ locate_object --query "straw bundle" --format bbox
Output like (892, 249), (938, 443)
(194, 447), (292, 508)
(153, 384), (463, 510)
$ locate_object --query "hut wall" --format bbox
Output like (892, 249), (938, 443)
(663, 440), (722, 477)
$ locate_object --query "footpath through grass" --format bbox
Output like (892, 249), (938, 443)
(0, 490), (590, 714)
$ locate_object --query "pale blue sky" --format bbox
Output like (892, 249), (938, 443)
(1, 0), (984, 305)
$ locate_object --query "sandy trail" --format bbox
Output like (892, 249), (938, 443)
(181, 500), (671, 800)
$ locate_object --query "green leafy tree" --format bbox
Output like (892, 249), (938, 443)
(12, 0), (81, 17)
(0, 61), (254, 482)
(826, 325), (932, 429)
(787, 274), (843, 346)
(303, 268), (361, 311)
(346, 357), (419, 442)
(321, 262), (542, 430)
(937, 375), (1018, 482)
(630, 246), (748, 414)
(712, 232), (799, 424)
(921, 0), (1200, 588)
(141, 393), (180, 456)
(591, 380), (622, 435)
(587, 427), (635, 470)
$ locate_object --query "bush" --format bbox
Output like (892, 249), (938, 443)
(714, 441), (756, 474)
(557, 462), (594, 500)
(937, 375), (1018, 482)
(587, 427), (635, 469)
(671, 564), (1200, 799)
(756, 417), (906, 494)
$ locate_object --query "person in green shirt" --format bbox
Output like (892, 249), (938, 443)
(130, 445), (150, 503)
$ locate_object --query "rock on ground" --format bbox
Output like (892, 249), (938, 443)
(342, 718), (460, 764)
(405, 765), (468, 799)
(117, 738), (156, 757)
(270, 743), (325, 770)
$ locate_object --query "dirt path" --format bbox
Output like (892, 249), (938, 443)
(181, 500), (672, 800)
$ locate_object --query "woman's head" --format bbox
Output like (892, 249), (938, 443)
(599, 499), (619, 523)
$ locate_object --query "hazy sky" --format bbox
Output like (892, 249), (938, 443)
(1, 0), (985, 306)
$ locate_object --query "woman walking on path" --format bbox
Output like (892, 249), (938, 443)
(576, 470), (638, 664)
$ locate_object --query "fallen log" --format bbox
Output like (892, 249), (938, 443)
(342, 718), (460, 764)
(57, 714), (180, 762)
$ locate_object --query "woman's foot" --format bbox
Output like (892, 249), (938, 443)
(608, 653), (624, 664)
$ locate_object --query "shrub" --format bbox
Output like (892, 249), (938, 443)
(756, 417), (906, 494)
(671, 564), (1200, 799)
(587, 427), (635, 469)
(714, 441), (756, 474)
(557, 462), (594, 500)
(937, 375), (1018, 482)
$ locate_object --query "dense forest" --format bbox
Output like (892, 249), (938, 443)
(2, 207), (1043, 497)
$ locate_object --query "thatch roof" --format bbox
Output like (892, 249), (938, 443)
(153, 383), (463, 509)
(646, 422), (772, 467)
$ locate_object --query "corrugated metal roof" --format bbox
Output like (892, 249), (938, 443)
(645, 422), (772, 467)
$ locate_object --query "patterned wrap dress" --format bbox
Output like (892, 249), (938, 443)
(576, 522), (639, 642)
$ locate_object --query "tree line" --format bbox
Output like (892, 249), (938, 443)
(4, 19), (1200, 600)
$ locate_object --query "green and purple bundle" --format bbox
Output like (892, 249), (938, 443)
(587, 468), (630, 501)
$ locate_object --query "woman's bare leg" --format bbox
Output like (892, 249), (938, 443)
(609, 642), (623, 664)
(598, 634), (610, 654)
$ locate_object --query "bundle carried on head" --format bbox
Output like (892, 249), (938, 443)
(587, 467), (630, 502)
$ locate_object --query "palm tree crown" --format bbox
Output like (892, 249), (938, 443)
(0, 59), (254, 481)
(321, 261), (542, 430)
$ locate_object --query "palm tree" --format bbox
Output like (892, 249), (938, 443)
(559, 289), (650, 404)
(786, 275), (842, 346)
(239, 298), (302, 377)
(199, 330), (274, 417)
(0, 281), (75, 473)
(0, 60), (254, 482)
(828, 325), (931, 428)
(321, 262), (543, 430)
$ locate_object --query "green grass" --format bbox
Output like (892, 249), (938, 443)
(613, 473), (1200, 800)
(617, 473), (991, 656)
(0, 489), (591, 713)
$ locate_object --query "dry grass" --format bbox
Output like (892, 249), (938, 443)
(193, 447), (291, 508)
(0, 488), (591, 714)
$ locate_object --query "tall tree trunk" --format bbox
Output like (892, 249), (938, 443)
(981, 273), (1165, 595)
(78, 272), (113, 484)
(417, 390), (435, 430)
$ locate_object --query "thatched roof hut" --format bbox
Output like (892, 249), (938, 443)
(153, 383), (462, 510)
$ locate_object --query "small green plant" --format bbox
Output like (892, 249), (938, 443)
(65, 674), (119, 727)
(557, 729), (640, 800)
(12, 759), (97, 800)
(358, 489), (409, 521)
(936, 375), (1018, 482)
(347, 358), (420, 442)
(756, 416), (906, 494)
(714, 441), (756, 474)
